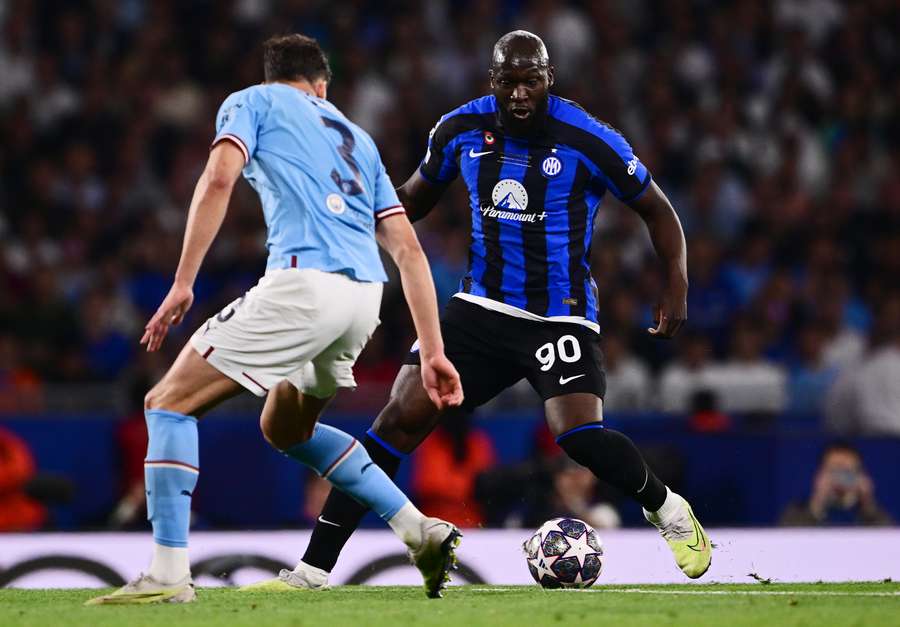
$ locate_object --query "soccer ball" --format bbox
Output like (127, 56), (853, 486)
(523, 517), (604, 588)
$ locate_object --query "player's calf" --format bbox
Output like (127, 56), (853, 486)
(299, 428), (406, 577)
(555, 421), (711, 578)
(278, 421), (413, 532)
(555, 422), (668, 511)
(260, 418), (461, 597)
(143, 409), (199, 584)
(371, 366), (447, 451)
(85, 409), (199, 606)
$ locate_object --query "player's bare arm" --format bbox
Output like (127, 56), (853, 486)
(628, 180), (688, 339)
(140, 141), (245, 352)
(395, 169), (449, 223)
(376, 213), (464, 409)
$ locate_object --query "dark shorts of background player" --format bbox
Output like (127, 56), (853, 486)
(403, 297), (606, 411)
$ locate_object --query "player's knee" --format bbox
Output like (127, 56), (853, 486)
(144, 381), (188, 414)
(259, 417), (278, 448)
(371, 401), (408, 438)
(144, 385), (164, 412)
(371, 399), (436, 452)
(260, 413), (313, 451)
(259, 415), (280, 449)
(370, 402), (400, 436)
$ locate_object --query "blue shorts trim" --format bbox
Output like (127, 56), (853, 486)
(366, 428), (406, 459)
(555, 421), (604, 444)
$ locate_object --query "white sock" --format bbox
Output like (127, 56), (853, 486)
(644, 487), (683, 525)
(292, 560), (329, 584)
(386, 501), (426, 548)
(148, 544), (190, 584)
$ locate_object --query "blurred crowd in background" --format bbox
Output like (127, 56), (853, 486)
(2, 0), (900, 533)
(1, 0), (899, 435)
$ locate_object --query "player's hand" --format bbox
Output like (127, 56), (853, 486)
(420, 353), (464, 410)
(648, 277), (687, 339)
(140, 282), (194, 352)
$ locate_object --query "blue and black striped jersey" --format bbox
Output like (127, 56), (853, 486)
(420, 95), (652, 324)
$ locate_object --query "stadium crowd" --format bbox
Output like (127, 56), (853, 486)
(1, 0), (899, 433)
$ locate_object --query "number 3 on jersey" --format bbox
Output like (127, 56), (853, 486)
(535, 335), (582, 371)
(320, 116), (364, 196)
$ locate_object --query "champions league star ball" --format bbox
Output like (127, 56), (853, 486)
(523, 518), (604, 589)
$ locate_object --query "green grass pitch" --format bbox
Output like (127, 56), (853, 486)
(3, 583), (899, 627)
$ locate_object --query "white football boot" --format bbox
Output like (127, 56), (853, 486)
(407, 517), (462, 598)
(239, 562), (329, 592)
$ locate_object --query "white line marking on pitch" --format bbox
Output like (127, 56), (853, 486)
(469, 587), (900, 597)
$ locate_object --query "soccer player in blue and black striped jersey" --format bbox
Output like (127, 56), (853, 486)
(290, 31), (712, 585)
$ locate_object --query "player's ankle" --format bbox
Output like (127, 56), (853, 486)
(387, 501), (425, 548)
(644, 487), (682, 526)
(292, 560), (329, 584)
(148, 544), (191, 584)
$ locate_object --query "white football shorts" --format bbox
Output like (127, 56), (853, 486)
(190, 268), (382, 398)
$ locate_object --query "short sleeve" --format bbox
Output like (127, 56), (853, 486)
(587, 127), (651, 202)
(373, 160), (405, 221)
(212, 90), (264, 165)
(418, 116), (461, 184)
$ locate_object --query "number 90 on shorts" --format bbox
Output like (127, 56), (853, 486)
(529, 328), (605, 400)
(535, 335), (582, 372)
(403, 298), (607, 406)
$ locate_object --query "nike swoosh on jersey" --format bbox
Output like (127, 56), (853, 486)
(468, 148), (494, 158)
(318, 516), (342, 528)
(558, 374), (586, 385)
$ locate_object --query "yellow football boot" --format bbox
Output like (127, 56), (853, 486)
(84, 573), (196, 605)
(645, 492), (712, 579)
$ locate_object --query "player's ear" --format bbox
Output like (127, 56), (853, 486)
(488, 69), (495, 88)
(314, 79), (328, 99)
(547, 66), (555, 88)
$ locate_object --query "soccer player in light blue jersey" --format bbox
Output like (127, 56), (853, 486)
(87, 34), (464, 605)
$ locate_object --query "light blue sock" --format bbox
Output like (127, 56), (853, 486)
(144, 409), (199, 548)
(283, 423), (408, 521)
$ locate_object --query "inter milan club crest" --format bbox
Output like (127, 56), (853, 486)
(484, 131), (495, 145)
(541, 155), (563, 178)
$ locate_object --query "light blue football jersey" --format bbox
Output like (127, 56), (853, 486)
(212, 83), (404, 282)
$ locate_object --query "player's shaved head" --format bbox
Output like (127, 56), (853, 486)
(489, 31), (554, 136)
(491, 30), (550, 71)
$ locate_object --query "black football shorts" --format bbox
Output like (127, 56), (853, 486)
(403, 297), (606, 410)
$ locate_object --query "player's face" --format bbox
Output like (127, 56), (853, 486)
(490, 64), (553, 134)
